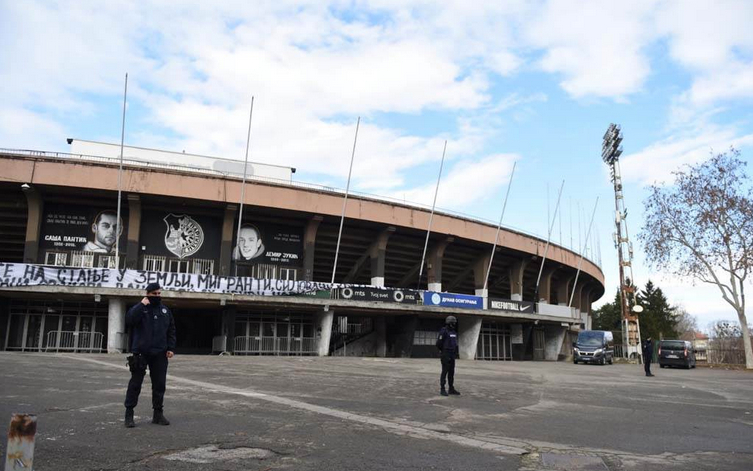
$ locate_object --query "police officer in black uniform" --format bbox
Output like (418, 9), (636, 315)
(124, 282), (176, 428)
(436, 315), (460, 396)
(643, 336), (655, 377)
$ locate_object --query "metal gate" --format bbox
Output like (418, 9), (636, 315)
(477, 322), (512, 360)
(233, 311), (315, 356)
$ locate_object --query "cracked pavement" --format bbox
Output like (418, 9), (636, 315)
(1, 353), (752, 470)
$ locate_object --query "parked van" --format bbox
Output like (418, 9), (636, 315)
(659, 340), (696, 369)
(573, 330), (614, 365)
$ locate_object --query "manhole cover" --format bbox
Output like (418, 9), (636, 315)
(541, 453), (607, 470)
(163, 445), (276, 464)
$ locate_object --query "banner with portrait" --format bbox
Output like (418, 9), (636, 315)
(233, 222), (303, 265)
(140, 211), (222, 260)
(40, 204), (127, 254)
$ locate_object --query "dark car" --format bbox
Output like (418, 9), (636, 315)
(659, 340), (696, 369)
(573, 330), (614, 365)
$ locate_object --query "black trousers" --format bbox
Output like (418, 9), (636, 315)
(644, 359), (652, 376)
(124, 353), (168, 410)
(440, 351), (456, 389)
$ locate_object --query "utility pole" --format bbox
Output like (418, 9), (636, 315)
(602, 124), (643, 361)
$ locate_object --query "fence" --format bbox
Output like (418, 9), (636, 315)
(45, 331), (104, 353)
(701, 348), (747, 365)
(233, 336), (316, 356)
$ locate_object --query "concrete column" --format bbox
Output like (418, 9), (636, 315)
(125, 194), (141, 269)
(458, 316), (482, 360)
(509, 259), (528, 301)
(427, 237), (453, 292)
(538, 267), (557, 303)
(22, 187), (43, 264)
(571, 283), (584, 311)
(473, 253), (492, 297)
(375, 316), (387, 357)
(370, 227), (395, 287)
(556, 275), (574, 306)
(580, 288), (592, 316)
(314, 308), (334, 356)
(219, 204), (237, 276)
(543, 325), (567, 361)
(303, 216), (323, 281)
(222, 305), (237, 352)
(107, 297), (126, 353)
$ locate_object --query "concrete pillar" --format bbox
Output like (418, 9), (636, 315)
(107, 297), (126, 353)
(509, 259), (528, 301)
(222, 305), (237, 352)
(538, 267), (557, 303)
(571, 283), (584, 311)
(219, 204), (237, 276)
(370, 227), (395, 287)
(125, 194), (142, 269)
(314, 308), (334, 356)
(580, 288), (592, 316)
(427, 237), (453, 292)
(543, 325), (567, 361)
(458, 316), (482, 360)
(303, 216), (323, 281)
(22, 187), (43, 264)
(375, 316), (387, 357)
(473, 253), (492, 297)
(557, 275), (574, 306)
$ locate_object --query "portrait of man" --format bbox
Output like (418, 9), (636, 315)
(233, 223), (265, 261)
(82, 210), (123, 253)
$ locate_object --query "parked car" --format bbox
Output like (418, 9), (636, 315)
(573, 330), (614, 365)
(659, 340), (696, 369)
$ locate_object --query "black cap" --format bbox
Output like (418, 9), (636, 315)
(145, 282), (161, 293)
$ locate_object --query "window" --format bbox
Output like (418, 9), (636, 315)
(70, 251), (95, 268)
(168, 259), (190, 273)
(192, 259), (214, 275)
(279, 267), (298, 281)
(44, 252), (68, 266)
(413, 330), (438, 346)
(254, 263), (277, 279)
(143, 255), (166, 272)
(98, 255), (118, 269)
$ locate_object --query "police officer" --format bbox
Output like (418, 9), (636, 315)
(436, 316), (460, 396)
(124, 282), (176, 428)
(643, 336), (655, 377)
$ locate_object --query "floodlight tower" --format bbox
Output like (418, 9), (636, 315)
(602, 124), (643, 360)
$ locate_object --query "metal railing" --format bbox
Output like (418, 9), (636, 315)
(233, 336), (316, 355)
(45, 331), (104, 353)
(1, 147), (601, 269)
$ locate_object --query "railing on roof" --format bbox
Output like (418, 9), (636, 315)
(0, 147), (602, 268)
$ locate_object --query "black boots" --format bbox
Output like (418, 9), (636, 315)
(152, 410), (170, 426)
(125, 408), (135, 428)
(440, 387), (449, 396)
(449, 388), (461, 395)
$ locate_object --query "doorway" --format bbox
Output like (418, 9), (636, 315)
(171, 309), (219, 354)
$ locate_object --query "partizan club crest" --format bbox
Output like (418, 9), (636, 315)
(163, 214), (204, 259)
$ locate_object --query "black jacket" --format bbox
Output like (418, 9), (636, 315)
(643, 340), (654, 361)
(436, 326), (459, 352)
(126, 301), (176, 355)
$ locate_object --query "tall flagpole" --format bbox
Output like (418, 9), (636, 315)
(534, 180), (564, 301)
(483, 161), (517, 292)
(331, 117), (361, 286)
(235, 97), (255, 276)
(569, 197), (599, 307)
(115, 73), (128, 268)
(417, 140), (447, 289)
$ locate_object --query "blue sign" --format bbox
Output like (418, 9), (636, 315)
(422, 291), (483, 310)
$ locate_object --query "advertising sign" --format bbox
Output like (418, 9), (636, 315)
(140, 211), (221, 260)
(488, 298), (534, 314)
(233, 222), (303, 266)
(40, 204), (127, 254)
(339, 287), (422, 304)
(422, 291), (483, 310)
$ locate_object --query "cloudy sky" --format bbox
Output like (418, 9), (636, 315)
(2, 0), (752, 329)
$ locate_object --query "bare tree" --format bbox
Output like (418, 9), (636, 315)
(674, 306), (699, 340)
(641, 149), (753, 369)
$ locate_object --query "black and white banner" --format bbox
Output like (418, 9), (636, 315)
(0, 263), (332, 296)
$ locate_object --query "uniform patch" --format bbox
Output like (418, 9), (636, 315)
(162, 308), (167, 314)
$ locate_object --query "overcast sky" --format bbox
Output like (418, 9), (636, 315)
(2, 0), (752, 330)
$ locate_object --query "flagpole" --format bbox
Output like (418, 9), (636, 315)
(115, 73), (128, 268)
(417, 140), (447, 290)
(569, 197), (599, 307)
(483, 161), (517, 292)
(235, 97), (255, 276)
(533, 180), (564, 301)
(331, 117), (361, 286)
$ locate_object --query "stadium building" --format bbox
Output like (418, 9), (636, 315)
(0, 141), (604, 361)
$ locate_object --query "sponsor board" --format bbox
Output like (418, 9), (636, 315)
(488, 298), (534, 314)
(339, 287), (421, 304)
(422, 291), (483, 310)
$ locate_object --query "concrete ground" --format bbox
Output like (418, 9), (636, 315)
(1, 353), (752, 471)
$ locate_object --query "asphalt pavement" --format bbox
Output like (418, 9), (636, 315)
(1, 353), (752, 470)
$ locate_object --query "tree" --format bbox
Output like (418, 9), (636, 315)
(592, 288), (622, 337)
(641, 149), (753, 368)
(636, 280), (680, 341)
(674, 306), (699, 340)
